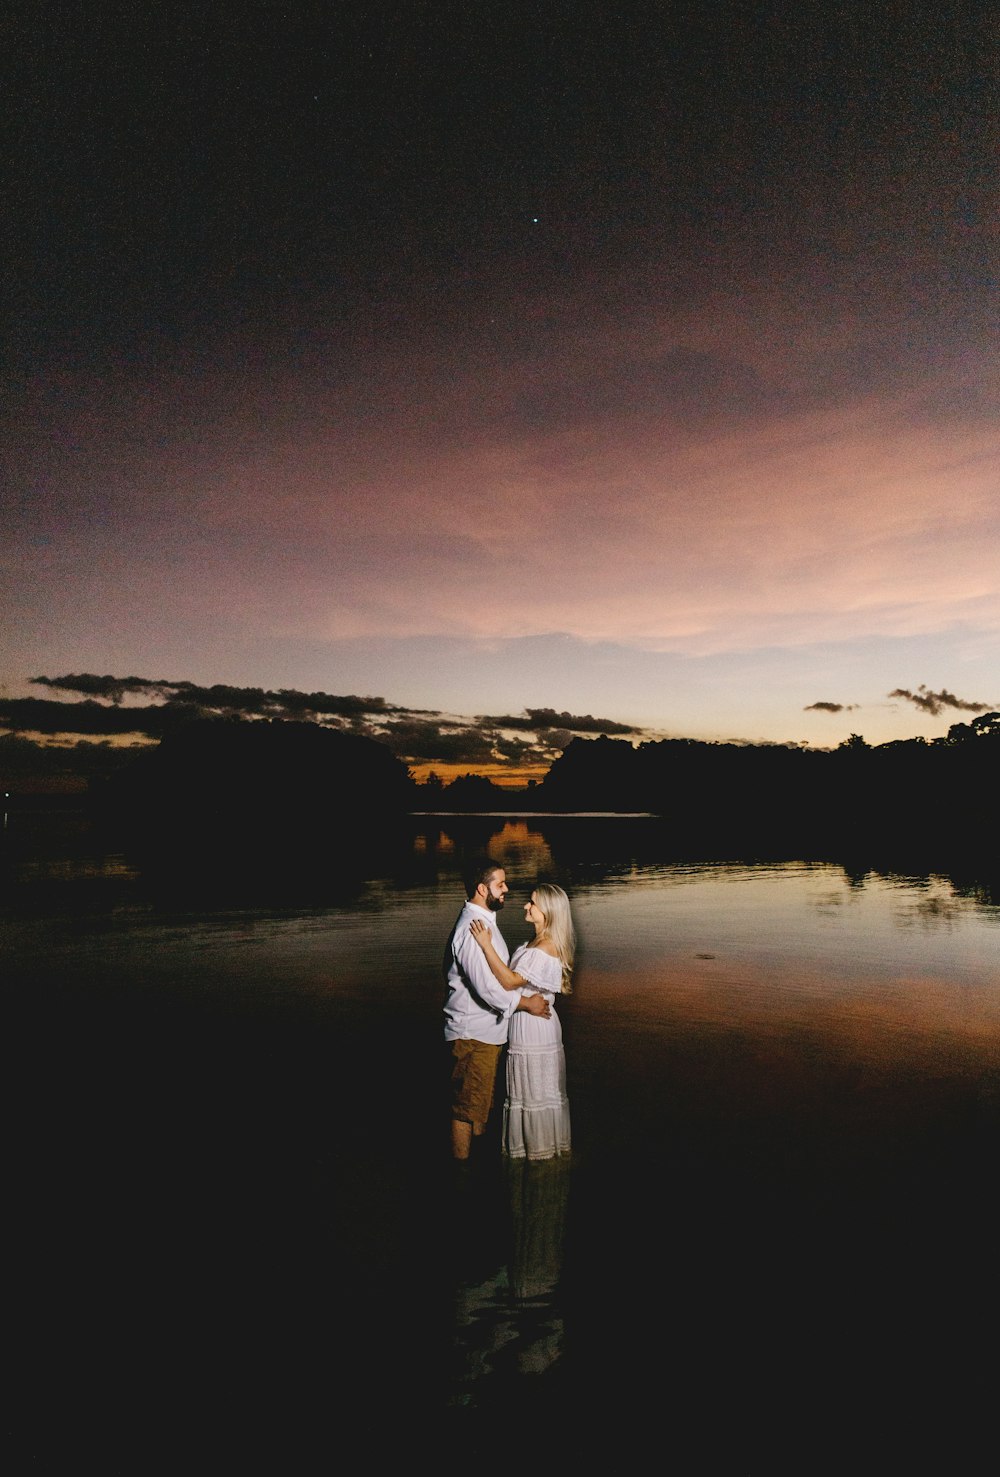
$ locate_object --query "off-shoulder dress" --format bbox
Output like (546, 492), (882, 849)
(503, 944), (571, 1161)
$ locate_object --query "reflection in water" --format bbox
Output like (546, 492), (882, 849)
(896, 891), (968, 928)
(478, 820), (556, 884)
(449, 1158), (571, 1404)
(5, 809), (998, 1455)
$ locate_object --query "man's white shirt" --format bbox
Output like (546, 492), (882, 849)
(443, 901), (518, 1044)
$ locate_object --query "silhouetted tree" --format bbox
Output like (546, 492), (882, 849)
(536, 727), (997, 857)
(97, 717), (416, 835)
(441, 773), (509, 811)
(540, 736), (643, 811)
(947, 711), (1000, 743)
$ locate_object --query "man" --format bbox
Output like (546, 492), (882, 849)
(444, 858), (550, 1161)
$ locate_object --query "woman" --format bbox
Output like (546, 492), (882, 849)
(469, 883), (575, 1161)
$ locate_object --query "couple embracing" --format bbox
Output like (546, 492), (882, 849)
(444, 859), (575, 1163)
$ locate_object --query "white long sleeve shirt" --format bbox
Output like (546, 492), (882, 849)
(443, 901), (519, 1045)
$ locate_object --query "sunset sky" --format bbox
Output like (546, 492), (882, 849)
(4, 3), (998, 778)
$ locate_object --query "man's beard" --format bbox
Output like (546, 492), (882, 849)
(487, 894), (505, 911)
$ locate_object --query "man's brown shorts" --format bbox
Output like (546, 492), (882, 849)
(450, 1039), (502, 1129)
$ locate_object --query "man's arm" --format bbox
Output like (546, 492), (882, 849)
(468, 919), (525, 990)
(453, 924), (520, 1017)
(467, 920), (550, 1017)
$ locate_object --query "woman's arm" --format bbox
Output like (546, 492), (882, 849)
(468, 918), (527, 991)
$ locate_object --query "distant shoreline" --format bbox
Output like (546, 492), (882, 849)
(409, 810), (660, 819)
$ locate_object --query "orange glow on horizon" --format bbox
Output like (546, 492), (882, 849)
(408, 760), (550, 789)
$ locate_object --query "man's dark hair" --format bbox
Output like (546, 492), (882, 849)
(463, 857), (503, 899)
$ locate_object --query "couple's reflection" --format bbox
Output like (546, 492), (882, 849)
(449, 1156), (571, 1403)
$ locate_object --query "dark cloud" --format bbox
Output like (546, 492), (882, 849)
(888, 685), (993, 717)
(804, 701), (859, 714)
(369, 720), (495, 765)
(536, 728), (575, 752)
(528, 708), (639, 735)
(1, 698), (550, 773)
(5, 680), (642, 771)
(372, 718), (544, 767)
(481, 708), (638, 736)
(31, 674), (399, 720)
(1, 698), (188, 738)
(32, 674), (163, 704)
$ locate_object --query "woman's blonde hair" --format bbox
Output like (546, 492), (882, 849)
(528, 882), (576, 993)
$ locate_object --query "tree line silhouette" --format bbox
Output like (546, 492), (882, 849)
(533, 718), (1000, 853)
(68, 709), (998, 860)
(95, 716), (413, 834)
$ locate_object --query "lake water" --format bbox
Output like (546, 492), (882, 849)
(7, 810), (998, 1464)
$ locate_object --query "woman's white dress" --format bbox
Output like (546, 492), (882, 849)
(503, 944), (571, 1161)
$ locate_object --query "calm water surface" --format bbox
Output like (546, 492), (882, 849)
(7, 811), (998, 1462)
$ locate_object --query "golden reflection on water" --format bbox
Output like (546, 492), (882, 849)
(485, 820), (555, 877)
(414, 829), (456, 854)
(578, 959), (1000, 1074)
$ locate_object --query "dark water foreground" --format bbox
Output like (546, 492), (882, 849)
(16, 962), (997, 1469)
(8, 810), (998, 1468)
